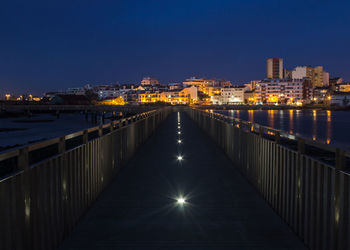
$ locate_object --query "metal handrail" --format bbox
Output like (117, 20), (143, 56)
(200, 109), (350, 157)
(0, 109), (159, 163)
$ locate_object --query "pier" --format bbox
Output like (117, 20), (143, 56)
(0, 107), (349, 250)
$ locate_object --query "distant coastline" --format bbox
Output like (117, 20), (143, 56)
(193, 104), (350, 111)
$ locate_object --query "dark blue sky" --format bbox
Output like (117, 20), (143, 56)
(1, 0), (349, 95)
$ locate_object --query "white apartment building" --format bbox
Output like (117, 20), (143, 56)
(97, 87), (122, 99)
(95, 85), (145, 100)
(291, 66), (308, 80)
(211, 86), (247, 104)
(255, 79), (312, 104)
(291, 66), (327, 87)
(221, 86), (246, 103)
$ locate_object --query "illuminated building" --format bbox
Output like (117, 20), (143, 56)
(96, 86), (121, 99)
(216, 79), (232, 87)
(95, 85), (144, 100)
(323, 71), (330, 86)
(335, 83), (350, 92)
(249, 80), (260, 90)
(291, 66), (327, 87)
(266, 58), (283, 79)
(244, 90), (256, 104)
(141, 76), (159, 86)
(138, 91), (161, 103)
(183, 77), (230, 95)
(139, 86), (198, 104)
(283, 69), (292, 79)
(183, 77), (213, 94)
(207, 87), (221, 97)
(211, 86), (247, 104)
(160, 86), (198, 105)
(313, 66), (325, 87)
(168, 83), (183, 90)
(255, 78), (312, 104)
(313, 87), (330, 103)
(99, 97), (125, 105)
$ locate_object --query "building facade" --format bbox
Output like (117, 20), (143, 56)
(141, 77), (159, 86)
(335, 83), (350, 92)
(266, 58), (283, 79)
(183, 77), (231, 94)
(313, 87), (330, 103)
(138, 91), (161, 103)
(160, 85), (198, 104)
(255, 78), (311, 104)
(220, 86), (246, 104)
(323, 71), (330, 86)
(291, 66), (326, 87)
(138, 86), (198, 105)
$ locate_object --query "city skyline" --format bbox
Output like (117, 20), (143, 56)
(1, 0), (350, 95)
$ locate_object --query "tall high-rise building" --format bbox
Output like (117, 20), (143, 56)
(266, 58), (283, 79)
(313, 66), (324, 87)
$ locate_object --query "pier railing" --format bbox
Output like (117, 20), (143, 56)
(186, 108), (350, 250)
(0, 107), (170, 250)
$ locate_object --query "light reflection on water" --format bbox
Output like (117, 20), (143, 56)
(217, 109), (350, 150)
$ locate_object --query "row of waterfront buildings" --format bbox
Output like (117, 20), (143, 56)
(3, 59), (350, 106)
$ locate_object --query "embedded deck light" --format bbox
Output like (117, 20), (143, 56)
(177, 155), (183, 161)
(176, 197), (186, 206)
(177, 139), (182, 144)
(178, 131), (181, 135)
(177, 197), (186, 205)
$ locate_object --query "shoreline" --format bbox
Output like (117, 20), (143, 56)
(192, 104), (350, 111)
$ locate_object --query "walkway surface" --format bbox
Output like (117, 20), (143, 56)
(59, 112), (307, 250)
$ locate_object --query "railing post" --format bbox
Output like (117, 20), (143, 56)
(275, 131), (281, 144)
(18, 147), (29, 170)
(335, 148), (345, 171)
(239, 120), (244, 130)
(98, 125), (103, 137)
(58, 136), (66, 154)
(259, 126), (264, 137)
(83, 130), (88, 144)
(334, 148), (346, 250)
(297, 138), (305, 154)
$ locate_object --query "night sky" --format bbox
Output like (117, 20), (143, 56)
(1, 0), (349, 95)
